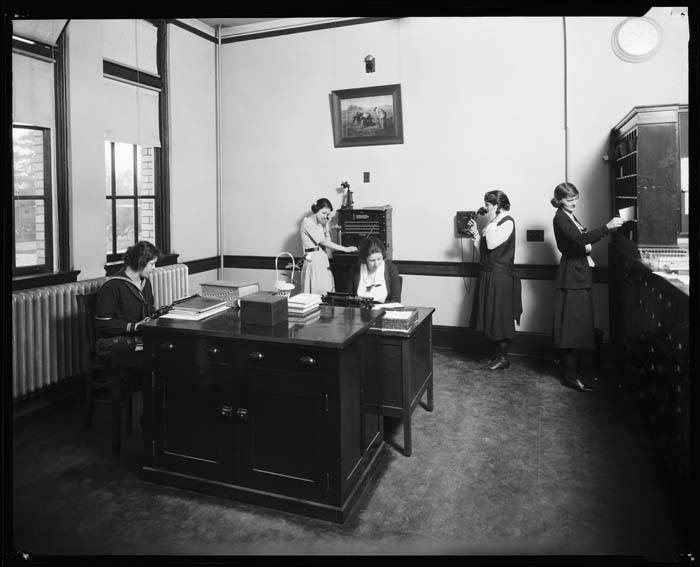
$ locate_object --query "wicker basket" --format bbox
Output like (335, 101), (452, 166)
(274, 252), (296, 297)
(200, 280), (259, 308)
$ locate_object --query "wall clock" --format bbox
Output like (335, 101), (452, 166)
(612, 17), (663, 63)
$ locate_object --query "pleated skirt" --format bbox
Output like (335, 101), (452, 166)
(471, 270), (516, 341)
(553, 288), (595, 349)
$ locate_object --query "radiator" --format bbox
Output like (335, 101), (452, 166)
(12, 277), (105, 400)
(12, 264), (189, 400)
(148, 263), (189, 308)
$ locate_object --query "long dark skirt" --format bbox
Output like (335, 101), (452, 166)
(471, 270), (516, 341)
(553, 288), (594, 349)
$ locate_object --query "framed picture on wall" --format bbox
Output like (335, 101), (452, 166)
(329, 84), (403, 148)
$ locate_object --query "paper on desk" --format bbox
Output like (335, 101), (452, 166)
(619, 206), (636, 222)
(380, 302), (404, 309)
(382, 310), (414, 320)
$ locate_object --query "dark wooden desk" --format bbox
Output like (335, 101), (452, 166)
(140, 304), (384, 523)
(364, 306), (435, 457)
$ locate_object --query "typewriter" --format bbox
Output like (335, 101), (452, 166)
(321, 291), (376, 309)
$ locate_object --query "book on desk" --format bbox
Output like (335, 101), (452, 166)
(160, 294), (230, 321)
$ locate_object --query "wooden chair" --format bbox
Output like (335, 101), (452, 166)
(77, 291), (141, 452)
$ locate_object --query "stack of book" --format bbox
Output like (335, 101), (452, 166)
(160, 295), (230, 321)
(374, 308), (419, 333)
(287, 293), (322, 323)
(200, 280), (260, 308)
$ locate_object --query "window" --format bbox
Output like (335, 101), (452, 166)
(13, 126), (53, 274)
(104, 141), (158, 262)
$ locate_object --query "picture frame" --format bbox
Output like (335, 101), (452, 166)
(329, 83), (404, 148)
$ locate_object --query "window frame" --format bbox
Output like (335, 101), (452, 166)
(102, 18), (170, 264)
(12, 124), (54, 276)
(104, 141), (158, 263)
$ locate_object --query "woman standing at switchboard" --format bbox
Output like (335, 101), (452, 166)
(551, 182), (623, 392)
(300, 198), (357, 294)
(465, 190), (522, 370)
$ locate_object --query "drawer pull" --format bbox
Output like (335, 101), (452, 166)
(249, 351), (264, 360)
(674, 342), (683, 352)
(236, 408), (249, 422)
(208, 346), (220, 355)
(220, 405), (233, 419)
(160, 342), (174, 351)
(300, 356), (316, 366)
(658, 293), (663, 300)
(666, 301), (672, 308)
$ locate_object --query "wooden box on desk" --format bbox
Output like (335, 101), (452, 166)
(239, 291), (288, 326)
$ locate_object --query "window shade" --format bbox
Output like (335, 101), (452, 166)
(12, 53), (55, 128)
(103, 78), (161, 147)
(103, 19), (158, 76)
(13, 19), (67, 46)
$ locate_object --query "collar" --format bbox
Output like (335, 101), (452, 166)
(562, 209), (584, 229)
(360, 261), (385, 284)
(107, 268), (147, 295)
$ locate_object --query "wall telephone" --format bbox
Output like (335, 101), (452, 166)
(455, 211), (478, 235)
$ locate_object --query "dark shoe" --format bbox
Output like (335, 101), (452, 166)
(481, 354), (499, 368)
(488, 356), (510, 371)
(561, 376), (597, 392)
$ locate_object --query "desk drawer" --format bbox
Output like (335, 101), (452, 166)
(153, 336), (235, 367)
(240, 343), (337, 374)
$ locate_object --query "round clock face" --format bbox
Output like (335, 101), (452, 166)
(612, 17), (663, 62)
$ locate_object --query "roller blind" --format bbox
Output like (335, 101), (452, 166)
(12, 52), (54, 128)
(13, 19), (67, 45)
(103, 78), (161, 147)
(103, 19), (158, 75)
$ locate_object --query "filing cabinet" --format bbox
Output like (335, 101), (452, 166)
(609, 236), (690, 491)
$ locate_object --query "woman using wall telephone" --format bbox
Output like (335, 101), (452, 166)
(464, 190), (522, 371)
(299, 197), (357, 294)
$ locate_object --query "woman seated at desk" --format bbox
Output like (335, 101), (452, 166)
(95, 240), (159, 365)
(348, 236), (402, 303)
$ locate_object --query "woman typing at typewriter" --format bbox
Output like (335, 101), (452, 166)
(300, 198), (357, 294)
(94, 240), (159, 364)
(348, 236), (402, 304)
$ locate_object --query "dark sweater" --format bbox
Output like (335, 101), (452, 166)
(347, 260), (402, 303)
(553, 208), (610, 289)
(95, 268), (155, 338)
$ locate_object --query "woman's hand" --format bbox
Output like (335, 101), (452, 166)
(345, 245), (358, 253)
(606, 217), (625, 231)
(134, 317), (150, 331)
(464, 219), (478, 239)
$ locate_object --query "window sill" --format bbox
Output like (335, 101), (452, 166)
(104, 252), (179, 276)
(12, 270), (81, 292)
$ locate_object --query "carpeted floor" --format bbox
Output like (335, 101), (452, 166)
(11, 349), (685, 558)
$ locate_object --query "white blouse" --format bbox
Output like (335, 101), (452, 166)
(472, 211), (514, 250)
(357, 262), (388, 303)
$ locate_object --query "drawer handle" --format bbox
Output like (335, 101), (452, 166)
(249, 351), (264, 360)
(161, 342), (174, 351)
(236, 408), (249, 422)
(220, 405), (233, 419)
(300, 356), (316, 366)
(667, 301), (672, 308)
(207, 346), (220, 355)
(658, 293), (663, 300)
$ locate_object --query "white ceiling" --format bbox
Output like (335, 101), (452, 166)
(196, 18), (277, 29)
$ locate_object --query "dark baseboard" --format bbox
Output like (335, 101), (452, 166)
(222, 255), (609, 283)
(184, 256), (220, 275)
